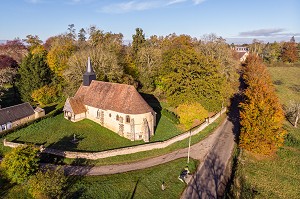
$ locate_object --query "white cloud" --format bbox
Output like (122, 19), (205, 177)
(192, 0), (206, 5)
(167, 0), (187, 6)
(100, 0), (206, 14)
(101, 1), (162, 13)
(239, 28), (286, 37)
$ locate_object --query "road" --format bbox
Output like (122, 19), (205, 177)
(181, 116), (236, 198)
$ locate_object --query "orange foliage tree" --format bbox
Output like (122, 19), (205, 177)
(239, 54), (286, 155)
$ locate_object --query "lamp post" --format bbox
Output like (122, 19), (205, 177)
(187, 130), (191, 164)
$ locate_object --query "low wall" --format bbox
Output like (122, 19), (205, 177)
(4, 107), (226, 160)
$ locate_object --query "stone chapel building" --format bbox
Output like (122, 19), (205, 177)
(63, 58), (156, 142)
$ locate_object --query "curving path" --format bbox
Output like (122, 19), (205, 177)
(60, 117), (233, 176)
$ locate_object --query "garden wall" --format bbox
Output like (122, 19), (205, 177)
(4, 107), (226, 160)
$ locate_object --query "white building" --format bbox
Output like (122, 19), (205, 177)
(63, 58), (156, 142)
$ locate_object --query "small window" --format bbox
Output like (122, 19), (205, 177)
(116, 115), (119, 121)
(109, 113), (111, 117)
(126, 115), (130, 123)
(96, 110), (100, 119)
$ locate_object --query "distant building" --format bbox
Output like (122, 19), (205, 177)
(234, 46), (249, 62)
(63, 58), (156, 142)
(0, 102), (45, 132)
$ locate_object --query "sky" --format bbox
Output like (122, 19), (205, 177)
(0, 0), (299, 44)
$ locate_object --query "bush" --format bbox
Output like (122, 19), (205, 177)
(28, 167), (66, 199)
(1, 145), (39, 184)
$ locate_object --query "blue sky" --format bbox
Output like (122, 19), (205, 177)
(0, 0), (299, 43)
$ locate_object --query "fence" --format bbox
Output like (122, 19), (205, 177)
(3, 107), (227, 160)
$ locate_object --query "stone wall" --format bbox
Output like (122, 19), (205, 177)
(3, 108), (226, 160)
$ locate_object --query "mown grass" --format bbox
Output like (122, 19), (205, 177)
(229, 66), (300, 199)
(1, 158), (198, 199)
(62, 116), (223, 166)
(0, 112), (183, 155)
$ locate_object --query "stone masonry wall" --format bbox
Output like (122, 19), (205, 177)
(3, 108), (226, 160)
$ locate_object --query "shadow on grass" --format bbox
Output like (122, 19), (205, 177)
(140, 93), (162, 132)
(47, 135), (85, 152)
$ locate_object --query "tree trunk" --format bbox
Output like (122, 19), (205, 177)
(294, 114), (298, 128)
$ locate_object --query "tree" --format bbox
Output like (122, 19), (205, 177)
(287, 100), (300, 128)
(0, 55), (18, 69)
(0, 39), (27, 63)
(17, 51), (52, 102)
(132, 28), (146, 56)
(239, 54), (286, 155)
(159, 45), (227, 112)
(177, 102), (208, 130)
(0, 67), (17, 99)
(23, 35), (43, 52)
(281, 41), (298, 63)
(47, 35), (76, 76)
(28, 167), (66, 199)
(1, 145), (39, 184)
(67, 24), (76, 40)
(78, 28), (87, 42)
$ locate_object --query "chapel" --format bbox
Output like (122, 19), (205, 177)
(63, 58), (156, 142)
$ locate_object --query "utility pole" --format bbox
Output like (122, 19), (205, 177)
(187, 130), (191, 164)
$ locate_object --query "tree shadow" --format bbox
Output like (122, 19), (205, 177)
(184, 152), (226, 199)
(140, 93), (162, 132)
(43, 104), (58, 114)
(47, 134), (85, 152)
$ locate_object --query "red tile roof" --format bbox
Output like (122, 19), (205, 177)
(74, 81), (154, 114)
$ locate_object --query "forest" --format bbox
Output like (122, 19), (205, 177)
(0, 25), (299, 128)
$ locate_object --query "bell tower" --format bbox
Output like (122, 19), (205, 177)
(83, 57), (96, 86)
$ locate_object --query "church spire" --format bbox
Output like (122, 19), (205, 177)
(83, 57), (96, 86)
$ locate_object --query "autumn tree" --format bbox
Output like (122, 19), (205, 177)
(1, 145), (39, 184)
(47, 34), (76, 76)
(17, 50), (52, 102)
(239, 54), (286, 155)
(177, 102), (208, 130)
(0, 55), (18, 69)
(281, 41), (298, 63)
(78, 28), (87, 42)
(0, 39), (27, 63)
(0, 67), (17, 99)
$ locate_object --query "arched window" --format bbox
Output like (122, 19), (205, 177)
(126, 115), (130, 123)
(116, 115), (119, 121)
(96, 109), (100, 119)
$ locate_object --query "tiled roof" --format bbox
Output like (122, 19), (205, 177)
(74, 81), (154, 114)
(0, 102), (34, 124)
(63, 97), (87, 114)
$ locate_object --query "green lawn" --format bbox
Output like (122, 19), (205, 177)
(1, 158), (198, 199)
(229, 66), (300, 199)
(0, 112), (183, 155)
(268, 67), (300, 106)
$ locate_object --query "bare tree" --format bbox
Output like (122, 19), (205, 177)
(287, 100), (300, 127)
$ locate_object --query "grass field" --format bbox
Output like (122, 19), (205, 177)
(229, 66), (300, 199)
(0, 112), (183, 155)
(267, 67), (300, 106)
(1, 158), (198, 199)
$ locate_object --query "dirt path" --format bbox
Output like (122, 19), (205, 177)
(62, 117), (230, 176)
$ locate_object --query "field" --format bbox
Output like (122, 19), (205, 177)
(230, 66), (300, 198)
(1, 158), (198, 199)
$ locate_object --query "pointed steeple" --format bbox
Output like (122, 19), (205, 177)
(83, 57), (96, 86)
